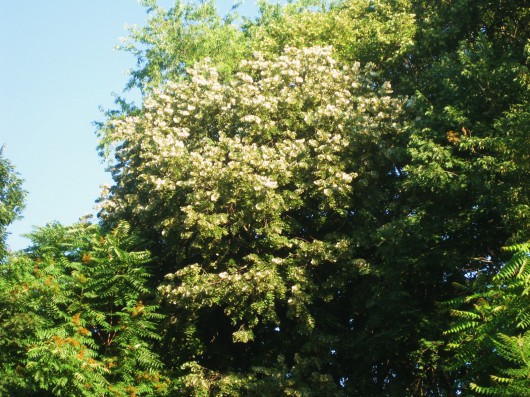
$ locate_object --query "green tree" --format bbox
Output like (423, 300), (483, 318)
(247, 0), (415, 71)
(0, 221), (168, 396)
(96, 0), (530, 394)
(99, 45), (406, 395)
(118, 0), (248, 92)
(0, 146), (25, 260)
(98, 0), (431, 394)
(384, 0), (530, 392)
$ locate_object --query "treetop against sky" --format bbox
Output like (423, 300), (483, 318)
(1, 0), (260, 251)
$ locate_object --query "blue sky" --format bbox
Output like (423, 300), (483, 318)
(1, 0), (259, 250)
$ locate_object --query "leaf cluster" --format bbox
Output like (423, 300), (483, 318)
(0, 221), (169, 396)
(444, 243), (530, 396)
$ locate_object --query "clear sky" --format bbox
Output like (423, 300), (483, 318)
(1, 0), (259, 251)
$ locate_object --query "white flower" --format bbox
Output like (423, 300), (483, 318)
(241, 115), (262, 124)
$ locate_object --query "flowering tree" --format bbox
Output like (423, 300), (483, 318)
(100, 45), (405, 394)
(97, 0), (530, 393)
(0, 0), (526, 394)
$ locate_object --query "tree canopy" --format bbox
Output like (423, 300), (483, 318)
(2, 0), (530, 395)
(99, 44), (406, 395)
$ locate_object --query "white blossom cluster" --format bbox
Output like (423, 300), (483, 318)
(100, 46), (404, 337)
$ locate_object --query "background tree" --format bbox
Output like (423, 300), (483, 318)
(117, 0), (248, 93)
(385, 0), (530, 392)
(0, 146), (25, 260)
